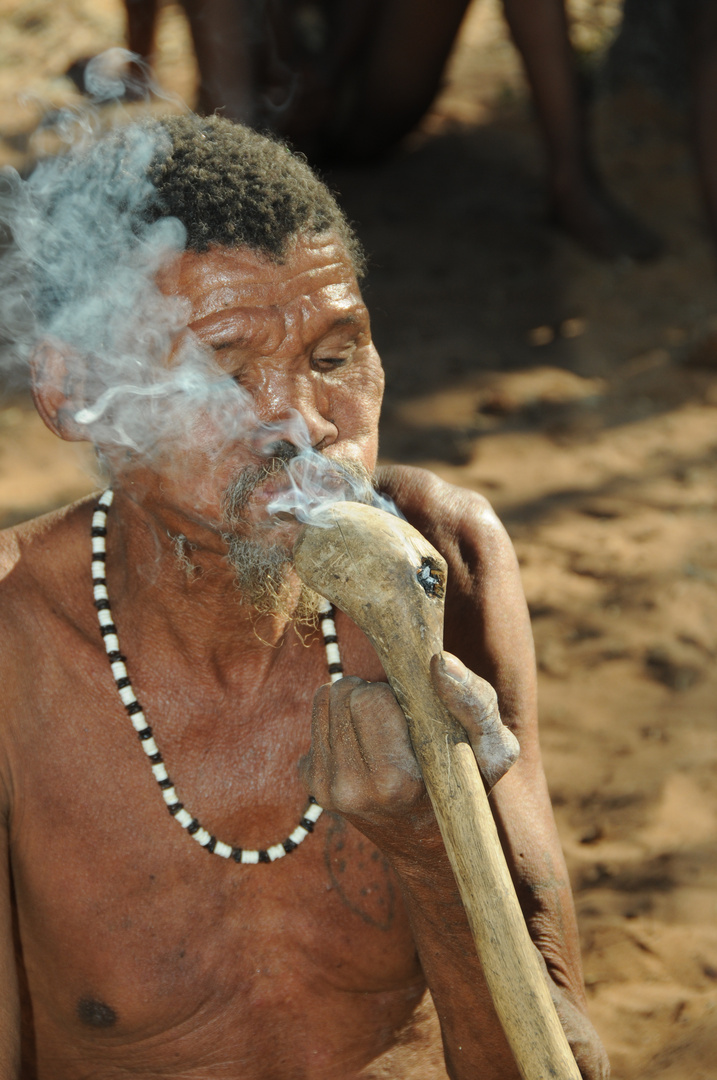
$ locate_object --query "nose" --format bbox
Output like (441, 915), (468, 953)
(254, 372), (338, 453)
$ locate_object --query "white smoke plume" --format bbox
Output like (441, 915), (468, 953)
(0, 57), (396, 527)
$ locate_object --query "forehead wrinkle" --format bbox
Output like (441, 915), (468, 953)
(178, 241), (366, 363)
(197, 294), (364, 357)
(295, 284), (366, 332)
(191, 306), (286, 352)
(278, 301), (363, 358)
(186, 251), (355, 314)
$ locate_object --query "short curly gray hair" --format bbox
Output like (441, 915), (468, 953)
(144, 113), (365, 273)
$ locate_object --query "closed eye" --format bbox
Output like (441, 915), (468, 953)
(312, 356), (350, 372)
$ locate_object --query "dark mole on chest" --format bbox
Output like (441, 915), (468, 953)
(77, 997), (118, 1028)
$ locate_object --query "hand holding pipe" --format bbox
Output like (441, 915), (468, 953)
(294, 501), (581, 1080)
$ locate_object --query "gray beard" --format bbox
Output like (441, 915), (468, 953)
(219, 453), (376, 621)
(222, 533), (296, 613)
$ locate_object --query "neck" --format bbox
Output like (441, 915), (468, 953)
(89, 486), (333, 864)
(103, 487), (306, 668)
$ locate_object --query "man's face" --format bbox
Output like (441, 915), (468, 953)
(142, 231), (384, 541)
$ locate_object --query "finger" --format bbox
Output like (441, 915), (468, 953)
(301, 676), (369, 808)
(299, 681), (331, 800)
(349, 682), (424, 802)
(323, 676), (367, 756)
(430, 652), (520, 790)
(300, 678), (362, 794)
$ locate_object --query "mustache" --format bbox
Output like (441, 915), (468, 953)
(222, 441), (298, 523)
(222, 444), (377, 526)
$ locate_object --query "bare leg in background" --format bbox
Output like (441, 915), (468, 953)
(502, 0), (661, 258)
(691, 0), (717, 248)
(114, 0), (661, 259)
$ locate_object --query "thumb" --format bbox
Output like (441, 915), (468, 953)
(430, 652), (520, 790)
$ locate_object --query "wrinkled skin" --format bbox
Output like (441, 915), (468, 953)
(0, 233), (608, 1079)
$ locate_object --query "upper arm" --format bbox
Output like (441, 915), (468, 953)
(0, 532), (24, 1077)
(0, 770), (20, 1078)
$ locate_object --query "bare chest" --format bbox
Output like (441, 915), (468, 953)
(8, 634), (430, 1077)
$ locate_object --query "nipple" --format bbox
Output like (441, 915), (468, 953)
(77, 996), (118, 1029)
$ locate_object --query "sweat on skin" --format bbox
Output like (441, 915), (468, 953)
(0, 113), (608, 1080)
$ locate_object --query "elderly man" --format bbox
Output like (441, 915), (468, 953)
(0, 115), (607, 1079)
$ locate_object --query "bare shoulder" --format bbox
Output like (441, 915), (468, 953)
(0, 499), (91, 605)
(0, 499), (98, 805)
(0, 519), (38, 643)
(0, 525), (21, 590)
(0, 496), (97, 678)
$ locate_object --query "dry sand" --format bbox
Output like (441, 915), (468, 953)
(1, 1), (716, 1076)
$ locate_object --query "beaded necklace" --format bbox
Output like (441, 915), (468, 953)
(91, 488), (342, 864)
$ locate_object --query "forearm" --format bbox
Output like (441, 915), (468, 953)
(373, 783), (602, 1080)
(490, 763), (589, 1009)
(387, 833), (519, 1080)
(356, 469), (608, 1075)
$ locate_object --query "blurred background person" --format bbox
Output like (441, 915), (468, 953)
(77, 0), (663, 260)
(608, 0), (717, 250)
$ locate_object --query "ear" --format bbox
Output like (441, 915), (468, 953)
(30, 341), (88, 443)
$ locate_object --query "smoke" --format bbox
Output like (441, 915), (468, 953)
(82, 48), (156, 104)
(0, 73), (267, 464)
(263, 435), (400, 524)
(0, 56), (395, 531)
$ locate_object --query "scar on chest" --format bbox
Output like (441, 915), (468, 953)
(76, 997), (118, 1028)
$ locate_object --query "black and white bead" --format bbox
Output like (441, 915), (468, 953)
(318, 597), (343, 684)
(92, 489), (339, 864)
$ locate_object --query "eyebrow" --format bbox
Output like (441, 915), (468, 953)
(200, 323), (267, 351)
(208, 312), (365, 351)
(310, 313), (367, 341)
(212, 337), (246, 350)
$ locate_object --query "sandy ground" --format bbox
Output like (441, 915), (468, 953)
(1, 2), (717, 1077)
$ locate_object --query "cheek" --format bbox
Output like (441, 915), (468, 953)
(184, 411), (235, 454)
(329, 360), (384, 440)
(172, 394), (258, 464)
(147, 416), (255, 517)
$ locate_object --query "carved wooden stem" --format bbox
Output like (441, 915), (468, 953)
(294, 502), (581, 1080)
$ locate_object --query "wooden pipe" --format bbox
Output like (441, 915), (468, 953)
(294, 501), (581, 1080)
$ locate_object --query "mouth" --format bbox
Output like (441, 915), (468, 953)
(251, 473), (292, 503)
(250, 479), (301, 525)
(222, 458), (294, 531)
(223, 451), (378, 533)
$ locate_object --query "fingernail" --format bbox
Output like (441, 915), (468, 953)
(441, 652), (468, 683)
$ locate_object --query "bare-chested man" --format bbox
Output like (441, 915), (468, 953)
(0, 114), (608, 1079)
